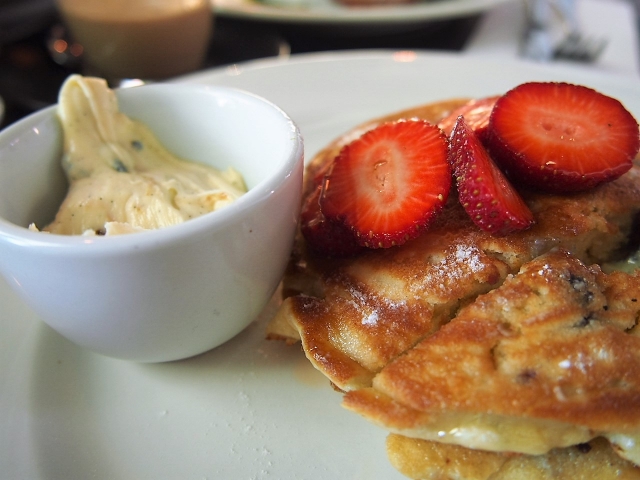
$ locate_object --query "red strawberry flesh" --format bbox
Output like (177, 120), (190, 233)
(486, 82), (639, 192)
(321, 120), (451, 249)
(450, 116), (535, 236)
(300, 185), (364, 257)
(438, 96), (499, 139)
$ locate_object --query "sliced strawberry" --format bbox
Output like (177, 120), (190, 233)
(438, 96), (499, 139)
(450, 116), (534, 236)
(300, 185), (364, 257)
(486, 82), (639, 193)
(320, 120), (451, 249)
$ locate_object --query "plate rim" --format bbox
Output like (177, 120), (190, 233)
(3, 48), (640, 480)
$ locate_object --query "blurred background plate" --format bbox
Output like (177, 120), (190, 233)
(213, 0), (516, 24)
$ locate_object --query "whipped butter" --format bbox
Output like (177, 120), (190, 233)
(34, 75), (246, 236)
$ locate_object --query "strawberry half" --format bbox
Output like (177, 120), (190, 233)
(438, 96), (499, 139)
(450, 116), (534, 236)
(486, 82), (639, 193)
(300, 185), (364, 257)
(320, 120), (451, 249)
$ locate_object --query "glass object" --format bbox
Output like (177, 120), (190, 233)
(56, 0), (213, 80)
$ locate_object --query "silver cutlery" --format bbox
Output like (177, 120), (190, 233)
(522, 0), (555, 61)
(552, 0), (608, 62)
(522, 0), (608, 63)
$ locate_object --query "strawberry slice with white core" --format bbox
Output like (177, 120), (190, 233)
(486, 82), (639, 192)
(450, 116), (534, 236)
(320, 120), (451, 249)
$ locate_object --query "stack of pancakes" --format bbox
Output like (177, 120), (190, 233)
(267, 98), (640, 479)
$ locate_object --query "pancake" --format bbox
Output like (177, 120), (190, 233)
(386, 435), (640, 480)
(265, 97), (640, 475)
(343, 250), (640, 456)
(268, 99), (640, 392)
(269, 173), (640, 389)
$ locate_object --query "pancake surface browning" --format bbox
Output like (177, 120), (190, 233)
(266, 97), (640, 476)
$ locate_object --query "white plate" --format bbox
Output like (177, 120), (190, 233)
(213, 0), (515, 24)
(3, 51), (640, 480)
